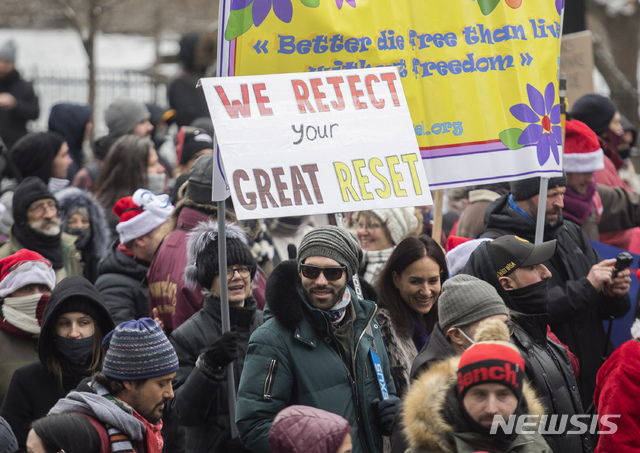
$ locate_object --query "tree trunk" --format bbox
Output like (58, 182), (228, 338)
(587, 0), (640, 126)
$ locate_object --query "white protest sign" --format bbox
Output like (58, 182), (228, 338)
(199, 67), (432, 220)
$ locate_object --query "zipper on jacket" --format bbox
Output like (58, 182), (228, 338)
(263, 359), (278, 401)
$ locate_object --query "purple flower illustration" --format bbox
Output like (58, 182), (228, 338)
(336, 0), (356, 8)
(231, 0), (293, 26)
(509, 83), (561, 165)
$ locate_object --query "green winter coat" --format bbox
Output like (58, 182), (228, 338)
(236, 260), (396, 453)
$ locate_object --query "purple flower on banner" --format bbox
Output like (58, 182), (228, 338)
(233, 0), (293, 26)
(336, 0), (356, 8)
(509, 83), (561, 165)
(556, 0), (564, 15)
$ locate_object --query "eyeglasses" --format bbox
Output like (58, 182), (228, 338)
(300, 264), (346, 281)
(28, 200), (58, 215)
(226, 265), (252, 280)
(356, 221), (383, 232)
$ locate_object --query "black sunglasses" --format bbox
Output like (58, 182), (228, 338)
(300, 264), (346, 281)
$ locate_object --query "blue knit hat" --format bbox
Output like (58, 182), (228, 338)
(101, 318), (179, 380)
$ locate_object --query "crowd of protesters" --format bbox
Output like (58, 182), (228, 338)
(0, 33), (640, 453)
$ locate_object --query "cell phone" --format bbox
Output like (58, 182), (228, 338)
(614, 252), (633, 275)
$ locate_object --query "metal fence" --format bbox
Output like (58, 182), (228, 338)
(23, 66), (168, 137)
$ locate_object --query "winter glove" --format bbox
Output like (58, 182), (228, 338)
(202, 330), (239, 369)
(372, 396), (402, 436)
(225, 437), (253, 453)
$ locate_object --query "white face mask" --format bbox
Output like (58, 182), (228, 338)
(457, 327), (476, 350)
(146, 173), (166, 195)
(48, 177), (70, 194)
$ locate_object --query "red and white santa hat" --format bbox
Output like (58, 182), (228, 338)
(114, 189), (175, 244)
(564, 120), (605, 173)
(0, 249), (56, 298)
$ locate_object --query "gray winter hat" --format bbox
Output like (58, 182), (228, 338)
(104, 98), (150, 138)
(297, 226), (363, 281)
(0, 40), (16, 63)
(185, 153), (214, 205)
(438, 274), (508, 332)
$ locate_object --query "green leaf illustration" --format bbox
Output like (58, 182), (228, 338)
(301, 0), (320, 6)
(225, 5), (254, 41)
(499, 128), (525, 150)
(477, 0), (500, 15)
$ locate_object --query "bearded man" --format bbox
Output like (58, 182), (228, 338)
(0, 176), (81, 281)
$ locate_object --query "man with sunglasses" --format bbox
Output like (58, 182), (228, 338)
(0, 176), (81, 282)
(236, 225), (399, 453)
(463, 235), (592, 453)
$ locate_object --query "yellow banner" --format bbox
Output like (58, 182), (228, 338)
(219, 0), (564, 188)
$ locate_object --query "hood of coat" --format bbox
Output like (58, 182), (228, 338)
(97, 240), (150, 281)
(56, 186), (111, 259)
(265, 259), (378, 331)
(48, 103), (92, 156)
(483, 194), (565, 242)
(402, 355), (545, 453)
(38, 276), (115, 364)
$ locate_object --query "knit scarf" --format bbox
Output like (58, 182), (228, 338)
(363, 247), (394, 283)
(48, 383), (147, 453)
(562, 182), (597, 225)
(412, 316), (429, 351)
(0, 294), (48, 338)
(12, 224), (63, 269)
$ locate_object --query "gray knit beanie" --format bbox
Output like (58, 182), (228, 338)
(104, 99), (150, 138)
(438, 274), (508, 332)
(0, 40), (16, 63)
(185, 153), (215, 205)
(510, 175), (567, 201)
(297, 226), (363, 281)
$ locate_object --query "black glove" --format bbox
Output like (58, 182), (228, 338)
(372, 396), (401, 436)
(202, 330), (239, 369)
(225, 437), (253, 453)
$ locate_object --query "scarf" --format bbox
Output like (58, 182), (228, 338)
(412, 315), (429, 351)
(363, 247), (394, 283)
(132, 408), (164, 453)
(327, 289), (351, 324)
(12, 225), (63, 269)
(0, 293), (48, 338)
(599, 136), (625, 170)
(561, 182), (597, 225)
(48, 383), (147, 453)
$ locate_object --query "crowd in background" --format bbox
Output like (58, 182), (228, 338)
(0, 30), (639, 453)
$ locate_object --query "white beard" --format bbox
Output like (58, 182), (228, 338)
(29, 218), (61, 236)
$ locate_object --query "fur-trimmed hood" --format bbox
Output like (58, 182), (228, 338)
(55, 187), (111, 259)
(403, 320), (546, 453)
(265, 259), (377, 331)
(402, 356), (546, 453)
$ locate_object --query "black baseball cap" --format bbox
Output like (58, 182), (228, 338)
(489, 235), (557, 278)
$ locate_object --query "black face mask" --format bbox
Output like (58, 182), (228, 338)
(65, 227), (91, 251)
(56, 335), (94, 364)
(508, 279), (549, 315)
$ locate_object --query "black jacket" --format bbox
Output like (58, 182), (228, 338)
(409, 322), (457, 382)
(95, 241), (150, 325)
(464, 240), (592, 453)
(480, 194), (630, 409)
(169, 295), (262, 452)
(0, 69), (39, 150)
(0, 276), (114, 451)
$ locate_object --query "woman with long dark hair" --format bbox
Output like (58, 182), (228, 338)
(374, 235), (448, 397)
(93, 134), (166, 232)
(0, 276), (114, 450)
